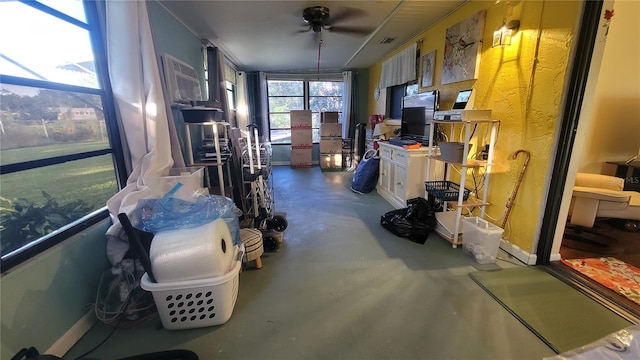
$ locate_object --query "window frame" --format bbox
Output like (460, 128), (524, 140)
(266, 75), (343, 144)
(0, 0), (126, 272)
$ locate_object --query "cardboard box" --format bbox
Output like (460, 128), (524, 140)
(320, 123), (342, 137)
(291, 148), (312, 168)
(320, 153), (343, 170)
(320, 139), (342, 154)
(321, 112), (339, 123)
(291, 110), (312, 128)
(291, 128), (312, 148)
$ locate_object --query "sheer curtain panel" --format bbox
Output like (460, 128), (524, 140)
(104, 0), (182, 265)
(379, 42), (417, 88)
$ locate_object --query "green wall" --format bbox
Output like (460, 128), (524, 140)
(147, 1), (205, 94)
(0, 3), (206, 358)
(0, 220), (111, 358)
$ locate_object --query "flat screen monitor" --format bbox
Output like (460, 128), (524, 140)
(452, 89), (472, 109)
(401, 90), (439, 144)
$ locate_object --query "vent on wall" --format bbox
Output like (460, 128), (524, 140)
(162, 53), (203, 104)
(378, 37), (396, 44)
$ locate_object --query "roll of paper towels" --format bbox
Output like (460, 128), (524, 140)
(150, 218), (235, 282)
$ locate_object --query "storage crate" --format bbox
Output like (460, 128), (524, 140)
(425, 181), (470, 201)
(319, 139), (342, 154)
(290, 110), (312, 128)
(462, 217), (504, 264)
(320, 153), (343, 171)
(291, 148), (312, 168)
(141, 256), (242, 330)
(146, 167), (205, 200)
(321, 111), (339, 123)
(320, 123), (342, 137)
(180, 107), (223, 123)
(439, 142), (472, 163)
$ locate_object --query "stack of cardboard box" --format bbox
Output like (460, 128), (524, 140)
(319, 112), (343, 171)
(290, 110), (312, 168)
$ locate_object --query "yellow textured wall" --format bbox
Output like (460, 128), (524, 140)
(368, 1), (581, 252)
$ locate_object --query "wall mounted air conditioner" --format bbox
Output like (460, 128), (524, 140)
(162, 53), (203, 104)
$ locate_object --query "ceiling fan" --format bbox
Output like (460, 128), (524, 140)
(299, 6), (371, 36)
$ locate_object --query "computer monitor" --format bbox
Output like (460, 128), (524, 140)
(400, 90), (439, 144)
(452, 89), (472, 110)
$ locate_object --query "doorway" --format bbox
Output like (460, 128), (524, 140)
(536, 0), (640, 322)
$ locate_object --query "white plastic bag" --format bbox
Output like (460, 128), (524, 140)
(544, 325), (640, 360)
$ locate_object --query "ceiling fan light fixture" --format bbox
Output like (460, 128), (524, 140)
(300, 6), (370, 36)
(303, 6), (330, 28)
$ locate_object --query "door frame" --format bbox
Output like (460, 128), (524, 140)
(536, 0), (605, 263)
(535, 0), (639, 322)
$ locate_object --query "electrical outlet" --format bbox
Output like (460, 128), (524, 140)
(476, 144), (489, 160)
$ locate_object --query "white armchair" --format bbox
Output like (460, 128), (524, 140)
(569, 173), (640, 230)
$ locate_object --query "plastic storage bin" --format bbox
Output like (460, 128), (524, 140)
(462, 217), (504, 264)
(439, 142), (472, 163)
(146, 167), (205, 200)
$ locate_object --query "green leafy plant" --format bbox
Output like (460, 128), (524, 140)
(0, 192), (93, 256)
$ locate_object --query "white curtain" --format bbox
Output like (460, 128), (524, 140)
(379, 42), (417, 88)
(104, 1), (181, 265)
(341, 71), (353, 139)
(235, 71), (250, 130)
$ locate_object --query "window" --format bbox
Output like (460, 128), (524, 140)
(0, 1), (124, 271)
(267, 78), (343, 144)
(389, 83), (419, 119)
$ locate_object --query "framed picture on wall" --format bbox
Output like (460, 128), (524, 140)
(420, 50), (436, 87)
(441, 10), (486, 84)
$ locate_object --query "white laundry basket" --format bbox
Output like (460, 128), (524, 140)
(462, 217), (504, 264)
(141, 244), (243, 330)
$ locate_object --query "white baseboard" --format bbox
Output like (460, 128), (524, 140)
(499, 239), (537, 265)
(549, 253), (563, 262)
(46, 310), (96, 357)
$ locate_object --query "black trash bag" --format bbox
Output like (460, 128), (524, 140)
(380, 197), (437, 244)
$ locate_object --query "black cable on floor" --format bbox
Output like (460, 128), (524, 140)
(73, 288), (133, 360)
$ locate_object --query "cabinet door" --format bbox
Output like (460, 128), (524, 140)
(379, 145), (392, 160)
(379, 160), (392, 191)
(393, 165), (408, 200)
(394, 150), (409, 166)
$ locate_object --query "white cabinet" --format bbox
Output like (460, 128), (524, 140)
(426, 120), (499, 247)
(376, 142), (443, 209)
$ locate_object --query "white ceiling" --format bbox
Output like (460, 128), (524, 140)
(156, 1), (467, 72)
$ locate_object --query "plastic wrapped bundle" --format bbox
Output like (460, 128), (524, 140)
(150, 218), (238, 282)
(136, 193), (241, 246)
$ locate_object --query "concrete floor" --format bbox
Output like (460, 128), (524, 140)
(66, 166), (556, 360)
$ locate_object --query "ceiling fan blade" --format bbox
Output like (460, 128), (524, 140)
(329, 7), (366, 24)
(328, 26), (373, 36)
